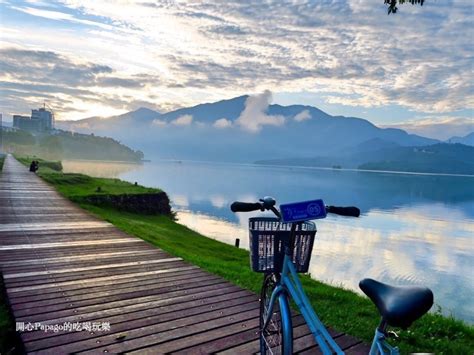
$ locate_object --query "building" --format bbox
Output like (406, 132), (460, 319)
(13, 115), (40, 131)
(12, 106), (54, 132)
(31, 107), (54, 130)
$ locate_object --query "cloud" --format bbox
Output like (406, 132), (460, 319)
(294, 110), (311, 122)
(11, 6), (114, 30)
(171, 114), (193, 126)
(0, 47), (163, 120)
(1, 0), (472, 121)
(96, 77), (144, 88)
(151, 119), (167, 127)
(213, 118), (232, 129)
(236, 91), (285, 133)
(210, 195), (227, 208)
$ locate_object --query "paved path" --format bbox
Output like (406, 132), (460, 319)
(0, 155), (369, 354)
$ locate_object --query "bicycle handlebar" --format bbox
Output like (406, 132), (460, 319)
(231, 199), (360, 218)
(326, 205), (360, 217)
(230, 201), (263, 212)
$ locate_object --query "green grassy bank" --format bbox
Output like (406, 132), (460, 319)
(5, 156), (474, 353)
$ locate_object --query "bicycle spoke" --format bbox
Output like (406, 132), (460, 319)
(260, 274), (288, 355)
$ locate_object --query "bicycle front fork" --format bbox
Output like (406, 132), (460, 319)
(369, 321), (400, 355)
(262, 284), (293, 355)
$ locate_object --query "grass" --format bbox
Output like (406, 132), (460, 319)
(7, 156), (474, 354)
(16, 156), (160, 197)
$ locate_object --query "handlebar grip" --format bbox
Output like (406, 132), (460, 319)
(230, 201), (263, 212)
(327, 206), (360, 217)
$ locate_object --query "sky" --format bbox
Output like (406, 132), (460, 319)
(0, 0), (473, 140)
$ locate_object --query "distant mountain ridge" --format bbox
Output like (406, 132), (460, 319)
(55, 95), (462, 168)
(256, 142), (474, 175)
(447, 132), (474, 146)
(59, 94), (437, 140)
(66, 107), (161, 131)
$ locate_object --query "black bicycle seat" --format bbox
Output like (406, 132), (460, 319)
(359, 278), (433, 328)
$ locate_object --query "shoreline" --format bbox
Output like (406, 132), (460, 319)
(61, 158), (145, 164)
(152, 158), (474, 178)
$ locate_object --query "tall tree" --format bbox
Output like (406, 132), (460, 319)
(385, 0), (425, 14)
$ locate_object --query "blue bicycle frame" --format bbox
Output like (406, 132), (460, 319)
(262, 252), (343, 355)
(261, 223), (344, 355)
(261, 236), (400, 355)
(369, 327), (400, 355)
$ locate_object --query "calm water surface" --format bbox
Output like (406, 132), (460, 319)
(63, 160), (474, 323)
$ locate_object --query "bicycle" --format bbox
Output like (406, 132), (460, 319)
(231, 197), (434, 355)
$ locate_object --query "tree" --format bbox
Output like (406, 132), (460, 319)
(385, 0), (425, 14)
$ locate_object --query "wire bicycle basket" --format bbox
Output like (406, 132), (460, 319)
(248, 217), (316, 273)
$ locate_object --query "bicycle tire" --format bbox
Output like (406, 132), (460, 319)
(260, 273), (293, 355)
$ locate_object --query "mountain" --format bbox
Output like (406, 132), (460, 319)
(358, 143), (474, 174)
(2, 129), (144, 162)
(257, 142), (474, 175)
(56, 95), (440, 163)
(447, 132), (474, 146)
(158, 95), (249, 122)
(59, 107), (161, 131)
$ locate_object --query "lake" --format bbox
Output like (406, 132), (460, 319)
(62, 159), (474, 323)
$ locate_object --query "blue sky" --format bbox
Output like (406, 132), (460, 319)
(0, 0), (472, 139)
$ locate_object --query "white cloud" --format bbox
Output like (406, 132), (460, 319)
(294, 110), (311, 122)
(152, 119), (167, 127)
(236, 91), (285, 133)
(1, 1), (472, 121)
(210, 195), (227, 208)
(11, 6), (114, 30)
(171, 114), (193, 126)
(213, 118), (232, 129)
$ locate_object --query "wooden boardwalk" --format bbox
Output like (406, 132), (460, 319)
(0, 155), (369, 354)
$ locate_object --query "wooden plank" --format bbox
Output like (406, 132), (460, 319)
(7, 265), (197, 294)
(4, 257), (182, 279)
(21, 290), (256, 344)
(12, 273), (219, 309)
(15, 282), (236, 323)
(296, 333), (364, 354)
(174, 315), (306, 354)
(0, 238), (141, 250)
(77, 308), (259, 354)
(13, 277), (227, 316)
(24, 294), (258, 352)
(8, 269), (206, 302)
(345, 341), (372, 354)
(4, 260), (189, 288)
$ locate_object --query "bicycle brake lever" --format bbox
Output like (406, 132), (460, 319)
(270, 206), (281, 219)
(387, 330), (399, 339)
(259, 196), (276, 209)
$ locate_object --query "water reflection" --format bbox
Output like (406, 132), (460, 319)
(176, 207), (474, 322)
(62, 159), (474, 323)
(62, 160), (142, 178)
(177, 210), (248, 248)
